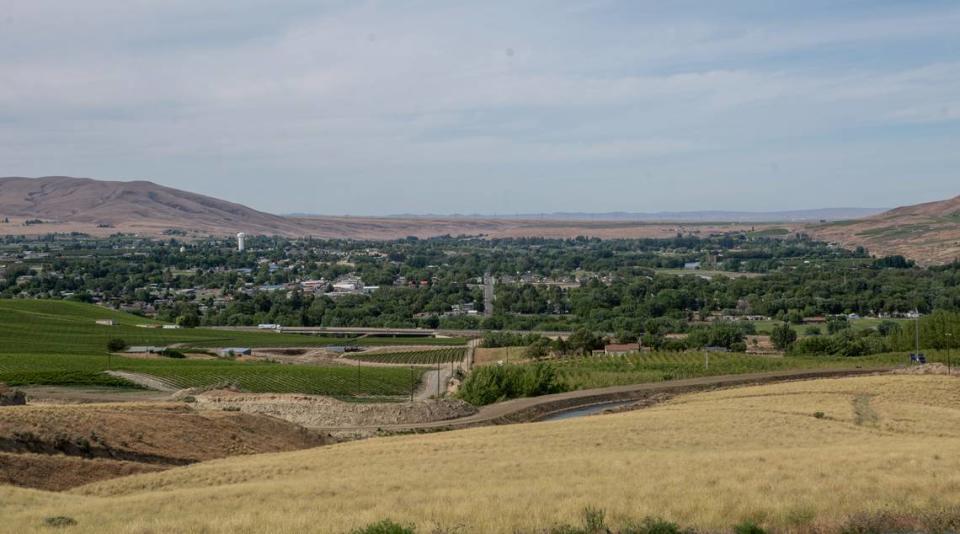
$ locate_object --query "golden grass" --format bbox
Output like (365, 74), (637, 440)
(3, 375), (960, 533)
(473, 346), (529, 365)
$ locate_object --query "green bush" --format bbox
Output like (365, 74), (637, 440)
(43, 516), (77, 528)
(733, 520), (767, 534)
(458, 362), (567, 405)
(622, 517), (684, 534)
(582, 506), (607, 534)
(159, 349), (186, 359)
(350, 519), (415, 534)
(771, 323), (798, 350)
(106, 338), (128, 353)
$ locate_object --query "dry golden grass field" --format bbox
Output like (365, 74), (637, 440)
(3, 374), (960, 533)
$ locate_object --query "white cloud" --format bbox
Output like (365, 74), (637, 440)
(0, 1), (958, 214)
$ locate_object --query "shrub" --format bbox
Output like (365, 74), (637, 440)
(176, 313), (200, 328)
(733, 520), (767, 534)
(582, 506), (607, 534)
(458, 363), (567, 405)
(43, 516), (77, 527)
(159, 349), (186, 359)
(622, 517), (684, 534)
(350, 519), (416, 534)
(814, 411), (826, 419)
(770, 323), (798, 350)
(106, 338), (127, 353)
(827, 316), (850, 335)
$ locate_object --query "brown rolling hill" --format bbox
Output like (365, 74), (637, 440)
(6, 176), (955, 263)
(0, 176), (306, 236)
(809, 195), (960, 264)
(0, 176), (785, 241)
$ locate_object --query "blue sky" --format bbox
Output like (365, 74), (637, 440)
(1, 1), (958, 215)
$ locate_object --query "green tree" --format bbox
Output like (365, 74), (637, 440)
(106, 338), (128, 353)
(771, 323), (798, 350)
(176, 312), (201, 328)
(827, 316), (850, 335)
(567, 328), (603, 355)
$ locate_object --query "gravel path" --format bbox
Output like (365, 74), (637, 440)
(413, 339), (477, 400)
(105, 371), (179, 392)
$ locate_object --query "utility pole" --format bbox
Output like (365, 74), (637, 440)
(410, 365), (414, 402)
(948, 333), (953, 375)
(705, 350), (709, 371)
(915, 310), (921, 362)
(436, 355), (441, 398)
(356, 358), (360, 397)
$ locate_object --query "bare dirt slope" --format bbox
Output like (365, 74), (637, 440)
(0, 402), (326, 490)
(293, 216), (785, 241)
(0, 176), (305, 236)
(187, 390), (476, 429)
(810, 194), (960, 264)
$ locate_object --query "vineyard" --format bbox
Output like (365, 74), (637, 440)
(0, 300), (464, 352)
(551, 351), (916, 390)
(0, 353), (422, 397)
(0, 300), (426, 398)
(348, 347), (467, 365)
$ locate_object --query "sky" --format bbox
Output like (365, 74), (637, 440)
(1, 0), (959, 216)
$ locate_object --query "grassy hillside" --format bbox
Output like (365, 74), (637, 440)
(3, 374), (959, 533)
(0, 300), (432, 397)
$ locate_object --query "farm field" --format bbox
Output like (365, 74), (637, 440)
(349, 347), (466, 365)
(3, 374), (959, 533)
(549, 350), (929, 390)
(0, 300), (425, 398)
(745, 317), (912, 335)
(0, 300), (464, 350)
(473, 346), (528, 365)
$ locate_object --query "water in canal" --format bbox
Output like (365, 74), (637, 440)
(539, 400), (637, 421)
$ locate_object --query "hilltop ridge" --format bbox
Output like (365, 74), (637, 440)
(810, 194), (960, 264)
(0, 176), (304, 236)
(1, 176), (959, 263)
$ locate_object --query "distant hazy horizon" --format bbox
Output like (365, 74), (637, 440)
(2, 1), (958, 215)
(291, 207), (888, 222)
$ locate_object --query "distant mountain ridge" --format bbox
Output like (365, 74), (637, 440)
(0, 176), (306, 235)
(382, 208), (885, 223)
(809, 194), (960, 264)
(1, 176), (957, 264)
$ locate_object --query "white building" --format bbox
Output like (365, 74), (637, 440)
(237, 232), (246, 252)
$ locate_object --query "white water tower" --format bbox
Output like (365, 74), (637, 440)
(237, 232), (246, 252)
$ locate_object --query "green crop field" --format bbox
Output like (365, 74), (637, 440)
(0, 299), (426, 398)
(349, 347), (467, 365)
(549, 350), (931, 390)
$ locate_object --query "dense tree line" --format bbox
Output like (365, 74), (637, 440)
(3, 235), (960, 346)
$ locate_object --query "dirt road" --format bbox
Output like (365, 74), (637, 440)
(105, 371), (178, 392)
(310, 367), (888, 433)
(412, 339), (477, 400)
(17, 386), (173, 404)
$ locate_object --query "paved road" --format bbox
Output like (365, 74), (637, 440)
(310, 367), (888, 433)
(483, 273), (495, 317)
(210, 325), (574, 338)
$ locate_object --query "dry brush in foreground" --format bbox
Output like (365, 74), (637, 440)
(2, 374), (960, 532)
